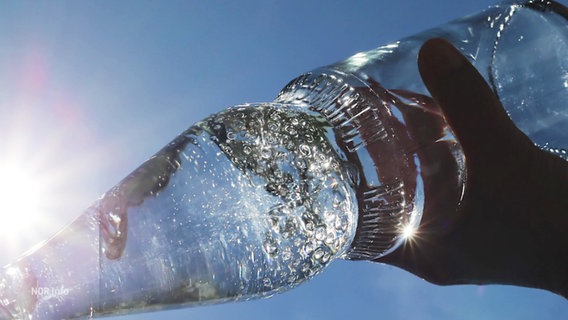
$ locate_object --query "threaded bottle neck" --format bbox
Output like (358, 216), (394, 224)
(275, 69), (422, 260)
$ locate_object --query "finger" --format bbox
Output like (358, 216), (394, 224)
(417, 38), (529, 156)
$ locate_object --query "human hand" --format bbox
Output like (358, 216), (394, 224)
(376, 38), (568, 298)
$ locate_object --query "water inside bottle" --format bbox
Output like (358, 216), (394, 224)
(94, 104), (359, 312)
(0, 103), (361, 319)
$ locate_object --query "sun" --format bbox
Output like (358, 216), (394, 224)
(0, 136), (100, 263)
(0, 163), (47, 241)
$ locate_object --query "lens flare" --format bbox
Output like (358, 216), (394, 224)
(402, 224), (417, 240)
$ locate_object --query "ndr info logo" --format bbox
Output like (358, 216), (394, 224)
(31, 286), (70, 298)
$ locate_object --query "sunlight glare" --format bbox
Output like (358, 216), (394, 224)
(402, 223), (417, 240)
(0, 163), (46, 240)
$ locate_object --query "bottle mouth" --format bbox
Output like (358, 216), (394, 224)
(276, 69), (423, 260)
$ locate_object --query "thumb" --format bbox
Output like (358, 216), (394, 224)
(417, 38), (531, 158)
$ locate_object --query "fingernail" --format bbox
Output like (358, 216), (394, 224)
(418, 38), (466, 84)
(434, 39), (465, 70)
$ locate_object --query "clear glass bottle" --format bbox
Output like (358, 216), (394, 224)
(0, 0), (566, 318)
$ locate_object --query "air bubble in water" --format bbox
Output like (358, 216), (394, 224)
(315, 227), (326, 241)
(313, 247), (324, 260)
(264, 238), (278, 256)
(299, 144), (311, 157)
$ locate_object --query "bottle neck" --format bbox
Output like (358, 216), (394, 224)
(275, 69), (422, 260)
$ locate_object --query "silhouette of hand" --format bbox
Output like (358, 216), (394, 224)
(377, 38), (568, 298)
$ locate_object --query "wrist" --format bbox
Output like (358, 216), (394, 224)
(493, 149), (568, 298)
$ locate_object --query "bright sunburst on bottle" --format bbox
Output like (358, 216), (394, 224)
(402, 224), (418, 241)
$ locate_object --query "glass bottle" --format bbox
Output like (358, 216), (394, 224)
(0, 0), (566, 318)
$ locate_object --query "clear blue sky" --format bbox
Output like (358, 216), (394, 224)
(0, 1), (566, 319)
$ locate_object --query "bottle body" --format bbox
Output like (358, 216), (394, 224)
(329, 0), (568, 158)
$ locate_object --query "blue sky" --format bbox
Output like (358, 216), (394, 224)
(0, 1), (566, 319)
